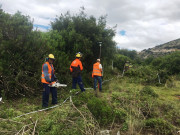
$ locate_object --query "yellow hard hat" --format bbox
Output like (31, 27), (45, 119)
(76, 52), (82, 58)
(48, 54), (55, 59)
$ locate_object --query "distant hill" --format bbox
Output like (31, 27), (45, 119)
(139, 38), (180, 58)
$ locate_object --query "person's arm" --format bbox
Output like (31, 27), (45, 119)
(92, 65), (94, 78)
(99, 64), (102, 72)
(70, 62), (73, 72)
(43, 64), (51, 82)
(54, 74), (58, 81)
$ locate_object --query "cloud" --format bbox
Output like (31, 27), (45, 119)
(1, 0), (180, 51)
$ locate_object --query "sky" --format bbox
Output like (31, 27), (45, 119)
(1, 0), (180, 51)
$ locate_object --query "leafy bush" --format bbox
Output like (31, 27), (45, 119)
(114, 108), (127, 123)
(0, 107), (21, 118)
(0, 8), (117, 99)
(151, 52), (180, 75)
(140, 86), (158, 98)
(73, 91), (95, 107)
(125, 65), (169, 85)
(87, 97), (114, 126)
(139, 87), (158, 118)
(165, 77), (176, 88)
(125, 66), (158, 84)
(120, 122), (128, 131)
(114, 54), (131, 71)
(144, 118), (174, 135)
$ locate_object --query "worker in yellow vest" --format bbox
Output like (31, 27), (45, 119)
(92, 59), (103, 92)
(41, 54), (58, 107)
(129, 63), (133, 69)
(124, 61), (130, 72)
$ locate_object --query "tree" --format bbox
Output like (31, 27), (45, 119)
(51, 9), (116, 72)
(0, 9), (47, 98)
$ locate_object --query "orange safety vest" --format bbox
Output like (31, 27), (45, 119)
(92, 62), (102, 77)
(41, 62), (55, 84)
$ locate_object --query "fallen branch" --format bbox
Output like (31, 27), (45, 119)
(32, 120), (38, 135)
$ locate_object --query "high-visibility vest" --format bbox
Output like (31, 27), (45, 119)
(41, 62), (55, 84)
(125, 63), (129, 67)
(92, 62), (102, 77)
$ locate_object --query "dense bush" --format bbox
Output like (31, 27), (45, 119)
(0, 10), (48, 98)
(87, 97), (114, 126)
(151, 51), (180, 75)
(0, 8), (117, 98)
(140, 86), (158, 98)
(144, 118), (174, 135)
(124, 65), (169, 85)
(113, 54), (131, 71)
(125, 66), (158, 84)
(51, 10), (116, 72)
(116, 49), (138, 60)
(139, 87), (159, 118)
(114, 108), (127, 123)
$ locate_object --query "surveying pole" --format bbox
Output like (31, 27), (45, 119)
(99, 42), (102, 58)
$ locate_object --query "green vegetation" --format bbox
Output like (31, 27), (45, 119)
(0, 7), (180, 135)
(0, 77), (179, 134)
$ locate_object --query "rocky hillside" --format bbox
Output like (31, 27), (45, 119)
(139, 38), (180, 58)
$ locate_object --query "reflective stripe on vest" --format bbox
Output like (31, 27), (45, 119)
(41, 62), (54, 84)
(92, 62), (102, 76)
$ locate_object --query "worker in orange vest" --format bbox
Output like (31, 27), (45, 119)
(41, 54), (58, 107)
(70, 52), (85, 92)
(92, 59), (103, 92)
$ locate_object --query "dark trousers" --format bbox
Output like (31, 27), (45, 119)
(94, 76), (102, 91)
(72, 75), (85, 92)
(42, 83), (57, 107)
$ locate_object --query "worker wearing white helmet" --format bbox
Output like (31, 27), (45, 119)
(92, 59), (103, 93)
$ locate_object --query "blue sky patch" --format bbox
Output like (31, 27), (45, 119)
(33, 24), (51, 30)
(119, 30), (126, 36)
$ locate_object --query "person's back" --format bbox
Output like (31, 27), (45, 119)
(92, 59), (102, 94)
(70, 52), (85, 92)
(70, 58), (83, 77)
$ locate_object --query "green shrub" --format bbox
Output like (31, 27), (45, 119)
(140, 86), (158, 98)
(159, 101), (180, 127)
(0, 107), (21, 118)
(114, 108), (127, 123)
(121, 122), (128, 131)
(73, 91), (95, 107)
(165, 77), (176, 88)
(144, 118), (174, 135)
(139, 87), (159, 118)
(87, 97), (114, 126)
(125, 66), (158, 85)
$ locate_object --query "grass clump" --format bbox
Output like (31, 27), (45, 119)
(87, 97), (114, 126)
(144, 118), (175, 135)
(140, 86), (158, 98)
